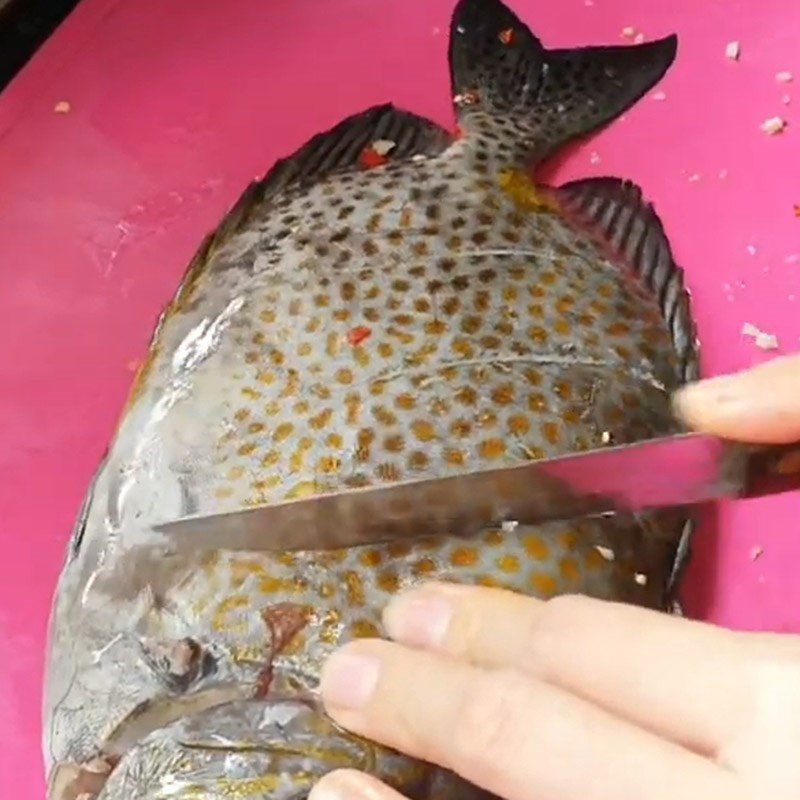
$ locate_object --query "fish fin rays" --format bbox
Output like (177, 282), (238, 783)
(553, 175), (699, 612)
(172, 104), (453, 306)
(666, 517), (695, 610)
(448, 0), (676, 164)
(255, 103), (454, 200)
(553, 176), (699, 386)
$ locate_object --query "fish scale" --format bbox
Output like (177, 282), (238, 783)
(43, 2), (698, 799)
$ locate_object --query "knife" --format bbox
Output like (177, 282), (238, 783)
(152, 433), (800, 553)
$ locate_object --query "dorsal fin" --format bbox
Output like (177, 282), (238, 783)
(448, 0), (677, 165)
(554, 176), (699, 385)
(172, 104), (453, 311)
(256, 103), (454, 201)
(217, 103), (453, 246)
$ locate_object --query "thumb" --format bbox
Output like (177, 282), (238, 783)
(672, 353), (800, 444)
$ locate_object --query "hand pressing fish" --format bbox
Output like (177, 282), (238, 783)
(43, 1), (698, 798)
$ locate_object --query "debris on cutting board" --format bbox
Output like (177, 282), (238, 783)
(750, 545), (764, 561)
(589, 151), (601, 165)
(719, 168), (729, 179)
(651, 91), (667, 101)
(725, 41), (741, 60)
(741, 322), (779, 351)
(760, 116), (787, 135)
(54, 100), (71, 114)
(621, 26), (637, 39)
(776, 71), (794, 83)
(688, 173), (701, 183)
(794, 204), (800, 218)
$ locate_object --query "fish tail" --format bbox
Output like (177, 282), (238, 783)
(448, 0), (677, 165)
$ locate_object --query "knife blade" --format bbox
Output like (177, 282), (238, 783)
(152, 434), (800, 553)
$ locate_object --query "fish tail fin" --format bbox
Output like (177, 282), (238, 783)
(449, 0), (677, 165)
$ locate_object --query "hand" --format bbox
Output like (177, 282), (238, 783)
(310, 353), (800, 800)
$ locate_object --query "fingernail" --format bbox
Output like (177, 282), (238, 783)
(672, 376), (743, 420)
(309, 777), (344, 800)
(383, 589), (453, 648)
(309, 770), (379, 800)
(320, 648), (380, 710)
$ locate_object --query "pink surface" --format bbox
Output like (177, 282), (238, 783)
(0, 0), (797, 794)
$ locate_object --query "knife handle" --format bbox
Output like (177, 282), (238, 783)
(741, 443), (800, 499)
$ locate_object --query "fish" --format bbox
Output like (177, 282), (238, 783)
(42, 0), (699, 798)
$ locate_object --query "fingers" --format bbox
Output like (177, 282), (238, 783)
(319, 637), (745, 800)
(383, 584), (752, 756)
(310, 770), (409, 800)
(673, 353), (800, 443)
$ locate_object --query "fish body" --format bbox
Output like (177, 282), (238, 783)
(43, 1), (699, 798)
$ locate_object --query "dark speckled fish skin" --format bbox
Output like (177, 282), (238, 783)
(43, 1), (699, 798)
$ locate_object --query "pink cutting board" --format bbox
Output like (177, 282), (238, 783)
(0, 0), (797, 795)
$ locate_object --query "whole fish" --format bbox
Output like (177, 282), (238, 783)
(43, 0), (699, 798)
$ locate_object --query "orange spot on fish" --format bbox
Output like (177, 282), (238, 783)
(445, 448), (466, 466)
(497, 554), (520, 574)
(584, 548), (606, 571)
(451, 547), (479, 567)
(377, 569), (400, 592)
(351, 619), (381, 638)
(347, 326), (372, 347)
(479, 438), (507, 459)
(558, 531), (578, 550)
(359, 549), (383, 568)
(530, 572), (558, 598)
(523, 534), (550, 562)
(411, 419), (438, 443)
(344, 571), (366, 606)
(560, 557), (581, 582)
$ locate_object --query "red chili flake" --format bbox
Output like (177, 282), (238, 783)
(499, 27), (516, 45)
(794, 204), (800, 218)
(347, 326), (372, 346)
(454, 123), (464, 139)
(359, 147), (389, 169)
